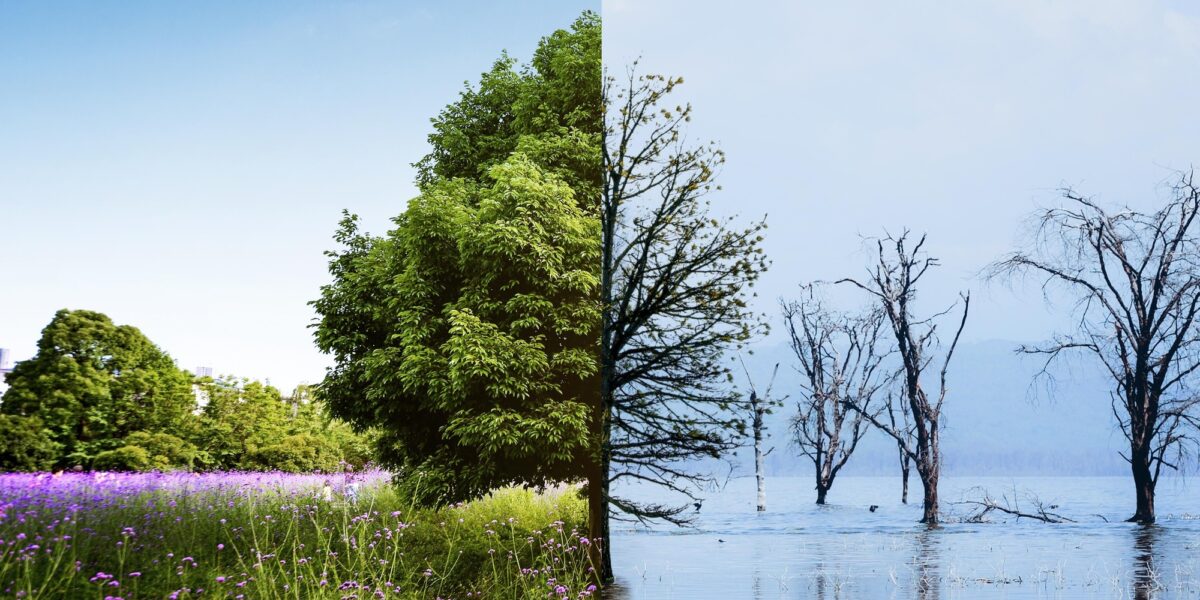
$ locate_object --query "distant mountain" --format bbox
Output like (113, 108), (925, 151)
(733, 339), (1131, 477)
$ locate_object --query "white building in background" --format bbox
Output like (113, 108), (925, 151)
(0, 348), (13, 395)
(195, 366), (213, 378)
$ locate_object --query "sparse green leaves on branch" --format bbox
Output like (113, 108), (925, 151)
(599, 65), (770, 525)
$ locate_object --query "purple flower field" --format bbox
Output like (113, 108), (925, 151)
(0, 471), (597, 599)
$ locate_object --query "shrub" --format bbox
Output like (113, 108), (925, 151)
(245, 433), (341, 472)
(91, 445), (152, 472)
(124, 431), (200, 470)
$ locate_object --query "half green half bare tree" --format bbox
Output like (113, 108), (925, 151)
(839, 232), (969, 524)
(596, 65), (769, 580)
(782, 287), (891, 505)
(989, 171), (1200, 523)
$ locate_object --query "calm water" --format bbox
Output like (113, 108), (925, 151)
(608, 476), (1200, 599)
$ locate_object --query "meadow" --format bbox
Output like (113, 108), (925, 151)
(0, 470), (598, 599)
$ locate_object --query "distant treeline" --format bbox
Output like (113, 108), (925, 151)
(0, 309), (373, 473)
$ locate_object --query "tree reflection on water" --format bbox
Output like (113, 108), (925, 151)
(913, 526), (942, 600)
(1132, 524), (1161, 600)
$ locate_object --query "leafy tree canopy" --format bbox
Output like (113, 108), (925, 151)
(315, 152), (600, 503)
(0, 415), (60, 471)
(413, 11), (600, 203)
(0, 309), (195, 466)
(314, 8), (600, 509)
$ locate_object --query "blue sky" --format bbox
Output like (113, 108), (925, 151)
(605, 0), (1200, 348)
(5, 1), (1200, 393)
(0, 1), (596, 390)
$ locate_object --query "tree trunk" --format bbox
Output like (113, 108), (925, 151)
(588, 385), (614, 584)
(598, 458), (613, 582)
(754, 403), (766, 512)
(755, 444), (766, 512)
(919, 470), (938, 524)
(586, 456), (608, 584)
(815, 483), (828, 505)
(1128, 445), (1156, 524)
(900, 454), (910, 505)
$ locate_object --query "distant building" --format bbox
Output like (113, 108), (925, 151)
(195, 366), (213, 378)
(0, 348), (13, 395)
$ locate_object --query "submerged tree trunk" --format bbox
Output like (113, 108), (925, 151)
(896, 438), (911, 504)
(815, 481), (829, 505)
(919, 470), (939, 524)
(1129, 444), (1156, 523)
(753, 391), (767, 512)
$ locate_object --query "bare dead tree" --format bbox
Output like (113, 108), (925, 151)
(989, 171), (1200, 524)
(781, 287), (891, 504)
(884, 390), (914, 503)
(738, 358), (784, 512)
(838, 231), (970, 524)
(958, 486), (1075, 523)
(597, 65), (770, 580)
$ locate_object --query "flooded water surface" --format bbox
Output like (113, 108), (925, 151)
(609, 476), (1200, 599)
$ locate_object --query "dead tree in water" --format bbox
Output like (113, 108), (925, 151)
(782, 288), (890, 504)
(959, 487), (1075, 523)
(883, 390), (914, 503)
(839, 232), (970, 524)
(990, 172), (1200, 524)
(739, 358), (783, 511)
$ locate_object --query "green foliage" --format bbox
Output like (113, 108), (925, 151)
(0, 476), (594, 599)
(0, 309), (196, 467)
(124, 431), (200, 471)
(194, 376), (291, 470)
(191, 377), (375, 473)
(413, 11), (601, 200)
(0, 415), (60, 471)
(91, 445), (152, 472)
(316, 155), (600, 504)
(245, 433), (341, 473)
(313, 12), (602, 506)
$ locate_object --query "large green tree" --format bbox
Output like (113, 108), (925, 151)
(0, 309), (196, 466)
(314, 154), (599, 501)
(312, 13), (601, 505)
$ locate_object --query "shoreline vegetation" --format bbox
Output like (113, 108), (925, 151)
(0, 470), (598, 599)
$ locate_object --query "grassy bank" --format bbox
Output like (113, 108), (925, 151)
(0, 471), (598, 599)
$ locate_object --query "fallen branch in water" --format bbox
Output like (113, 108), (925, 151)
(957, 486), (1075, 523)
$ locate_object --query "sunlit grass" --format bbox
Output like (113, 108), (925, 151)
(0, 471), (598, 599)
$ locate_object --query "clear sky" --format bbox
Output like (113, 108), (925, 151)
(604, 0), (1200, 347)
(0, 1), (596, 391)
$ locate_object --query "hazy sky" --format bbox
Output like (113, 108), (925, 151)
(0, 1), (595, 390)
(604, 0), (1200, 347)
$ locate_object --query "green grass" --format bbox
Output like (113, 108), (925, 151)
(0, 471), (599, 599)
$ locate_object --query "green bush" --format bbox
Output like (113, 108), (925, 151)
(91, 445), (152, 472)
(0, 414), (60, 471)
(124, 431), (200, 470)
(245, 433), (341, 472)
